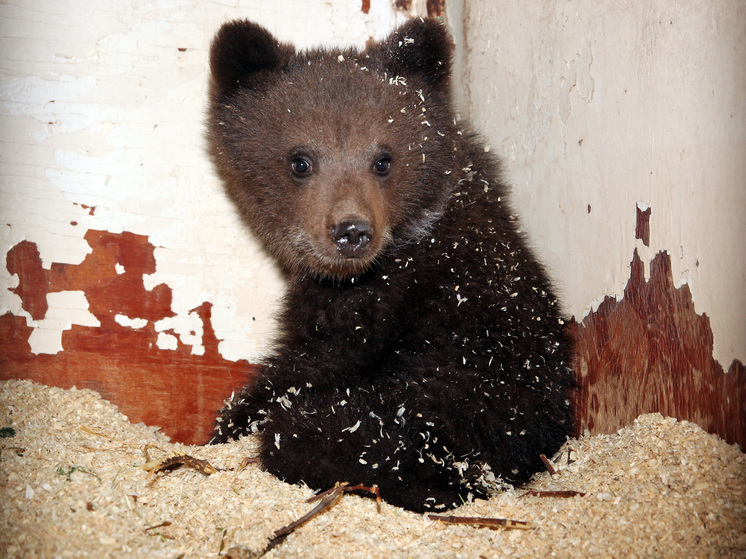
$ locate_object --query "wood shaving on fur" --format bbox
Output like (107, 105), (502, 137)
(1, 379), (744, 558)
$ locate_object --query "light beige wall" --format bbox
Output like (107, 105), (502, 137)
(0, 0), (425, 361)
(448, 1), (745, 367)
(4, 1), (743, 369)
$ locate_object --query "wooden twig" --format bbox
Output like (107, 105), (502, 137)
(239, 456), (261, 467)
(428, 514), (531, 530)
(144, 521), (172, 532)
(307, 483), (381, 511)
(142, 454), (218, 476)
(540, 454), (557, 475)
(227, 482), (350, 558)
(270, 484), (347, 543)
(519, 490), (586, 498)
(78, 425), (141, 452)
(566, 447), (576, 465)
(129, 502), (172, 541)
(80, 425), (122, 443)
(0, 446), (25, 457)
(235, 456), (261, 475)
(348, 484), (382, 512)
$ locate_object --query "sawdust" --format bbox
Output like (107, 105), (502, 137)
(1, 379), (744, 558)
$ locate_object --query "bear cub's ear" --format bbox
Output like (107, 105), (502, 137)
(209, 19), (295, 98)
(373, 18), (453, 92)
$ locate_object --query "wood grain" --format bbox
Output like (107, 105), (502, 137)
(2, 233), (744, 448)
(573, 249), (745, 447)
(0, 230), (255, 445)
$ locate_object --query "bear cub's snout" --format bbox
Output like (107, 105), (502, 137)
(331, 218), (372, 258)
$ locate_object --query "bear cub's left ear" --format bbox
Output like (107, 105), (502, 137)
(373, 18), (453, 92)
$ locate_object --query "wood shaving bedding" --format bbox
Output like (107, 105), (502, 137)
(1, 379), (744, 558)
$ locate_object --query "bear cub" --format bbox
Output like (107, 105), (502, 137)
(208, 18), (574, 513)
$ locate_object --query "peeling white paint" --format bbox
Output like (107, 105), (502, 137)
(4, 1), (742, 368)
(1, 1), (422, 364)
(156, 331), (178, 352)
(26, 292), (101, 355)
(154, 315), (203, 355)
(675, 271), (694, 295)
(584, 294), (620, 319)
(115, 315), (148, 329)
(449, 1), (746, 366)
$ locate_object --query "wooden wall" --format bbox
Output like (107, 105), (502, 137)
(2, 1), (744, 448)
(2, 228), (744, 447)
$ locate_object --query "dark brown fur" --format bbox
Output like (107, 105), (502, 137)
(207, 18), (574, 513)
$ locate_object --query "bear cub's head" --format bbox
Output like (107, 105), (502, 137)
(208, 19), (460, 279)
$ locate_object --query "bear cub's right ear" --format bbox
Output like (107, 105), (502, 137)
(209, 20), (295, 98)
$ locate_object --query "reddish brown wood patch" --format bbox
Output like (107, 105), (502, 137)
(1, 230), (255, 445)
(426, 0), (445, 18)
(6, 242), (49, 320)
(635, 205), (651, 247)
(574, 249), (745, 447)
(4, 230), (743, 450)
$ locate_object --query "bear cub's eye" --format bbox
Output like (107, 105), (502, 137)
(373, 155), (392, 176)
(290, 155), (313, 177)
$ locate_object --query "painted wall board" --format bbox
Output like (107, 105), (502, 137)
(447, 1), (745, 444)
(2, 0), (743, 446)
(449, 0), (745, 370)
(0, 0), (429, 443)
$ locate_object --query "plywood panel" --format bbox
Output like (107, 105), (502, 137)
(1, 230), (255, 445)
(574, 249), (745, 447)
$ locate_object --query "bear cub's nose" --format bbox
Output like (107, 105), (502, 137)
(332, 219), (372, 258)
